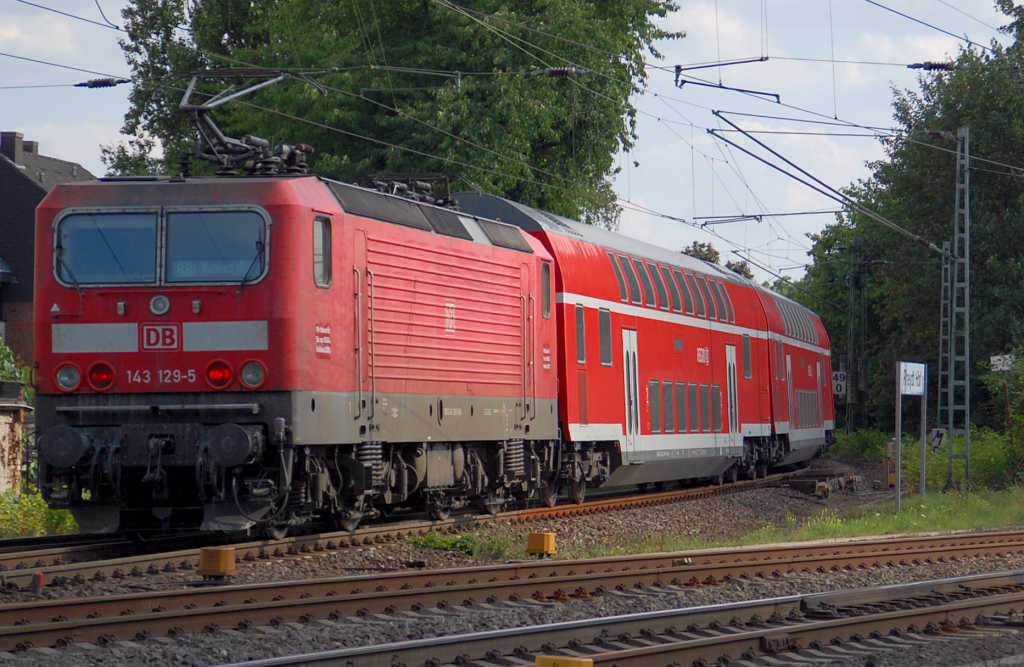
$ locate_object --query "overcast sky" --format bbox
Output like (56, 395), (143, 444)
(1, 0), (1015, 282)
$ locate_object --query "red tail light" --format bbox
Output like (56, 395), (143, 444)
(87, 362), (116, 391)
(206, 360), (232, 389)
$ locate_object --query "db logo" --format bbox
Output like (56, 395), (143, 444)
(142, 324), (180, 350)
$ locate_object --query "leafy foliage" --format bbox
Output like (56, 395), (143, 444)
(794, 7), (1024, 428)
(0, 491), (76, 538)
(404, 530), (477, 555)
(0, 339), (31, 402)
(110, 0), (681, 227)
(681, 241), (720, 264)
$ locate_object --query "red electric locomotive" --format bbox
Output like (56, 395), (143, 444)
(35, 174), (560, 534)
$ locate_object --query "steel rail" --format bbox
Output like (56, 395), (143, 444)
(7, 531), (1024, 651)
(0, 472), (795, 589)
(201, 570), (1024, 667)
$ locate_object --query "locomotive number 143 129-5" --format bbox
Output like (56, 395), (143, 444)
(126, 369), (197, 384)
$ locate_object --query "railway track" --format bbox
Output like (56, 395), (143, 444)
(6, 529), (1024, 652)
(0, 471), (794, 589)
(208, 570), (1024, 667)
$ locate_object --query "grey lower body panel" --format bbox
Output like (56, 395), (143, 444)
(602, 450), (740, 487)
(290, 390), (558, 445)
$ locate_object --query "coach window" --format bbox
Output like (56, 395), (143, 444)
(542, 262), (551, 318)
(697, 276), (717, 320)
(673, 269), (694, 315)
(575, 304), (586, 364)
(684, 273), (706, 317)
(660, 266), (681, 313)
(719, 281), (735, 323)
(632, 258), (656, 308)
(313, 217), (331, 287)
(688, 383), (699, 433)
(707, 280), (727, 322)
(608, 252), (627, 303)
(647, 261), (669, 311)
(663, 381), (675, 433)
(699, 384), (711, 433)
(649, 380), (662, 433)
(676, 382), (687, 432)
(742, 334), (752, 380)
(618, 254), (642, 305)
(599, 308), (612, 366)
(712, 384), (722, 432)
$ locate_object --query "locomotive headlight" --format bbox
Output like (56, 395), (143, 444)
(55, 364), (81, 391)
(149, 294), (171, 316)
(239, 361), (266, 389)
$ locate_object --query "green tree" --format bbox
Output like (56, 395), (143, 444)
(799, 10), (1024, 428)
(724, 259), (753, 279)
(109, 0), (681, 227)
(681, 241), (720, 264)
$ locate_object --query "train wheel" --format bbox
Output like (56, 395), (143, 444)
(429, 496), (451, 521)
(724, 466), (738, 484)
(539, 483), (558, 508)
(757, 463), (769, 479)
(569, 478), (586, 504)
(479, 489), (507, 516)
(338, 512), (362, 532)
(265, 524), (289, 540)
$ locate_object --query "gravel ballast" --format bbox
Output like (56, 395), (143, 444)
(3, 458), (1023, 666)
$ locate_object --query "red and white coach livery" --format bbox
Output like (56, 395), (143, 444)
(33, 172), (833, 535)
(457, 194), (835, 488)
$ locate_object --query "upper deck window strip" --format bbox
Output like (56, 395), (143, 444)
(618, 254), (642, 305)
(697, 276), (716, 319)
(707, 279), (727, 322)
(673, 269), (694, 315)
(660, 266), (682, 313)
(684, 273), (706, 317)
(631, 258), (656, 308)
(647, 261), (669, 311)
(608, 251), (627, 303)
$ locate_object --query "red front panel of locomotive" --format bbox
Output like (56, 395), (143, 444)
(34, 177), (338, 397)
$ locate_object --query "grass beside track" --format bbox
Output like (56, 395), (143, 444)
(405, 487), (1024, 560)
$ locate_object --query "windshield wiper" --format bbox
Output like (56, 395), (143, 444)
(55, 246), (84, 297)
(236, 240), (265, 296)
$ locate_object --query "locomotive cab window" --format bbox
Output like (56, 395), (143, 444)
(56, 211), (157, 284)
(542, 262), (551, 318)
(166, 210), (267, 283)
(313, 217), (331, 287)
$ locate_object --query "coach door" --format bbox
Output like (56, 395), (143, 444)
(622, 329), (639, 456)
(725, 345), (739, 452)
